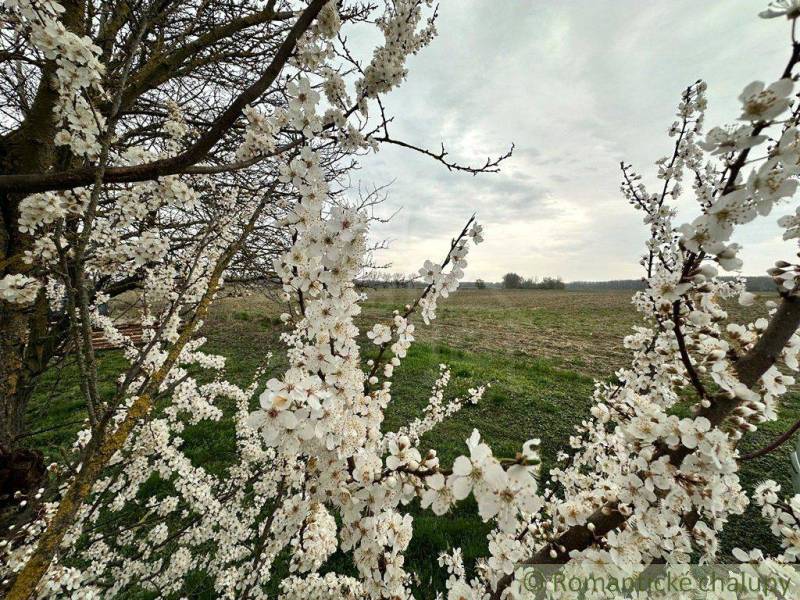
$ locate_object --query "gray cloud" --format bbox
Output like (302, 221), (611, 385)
(356, 0), (794, 280)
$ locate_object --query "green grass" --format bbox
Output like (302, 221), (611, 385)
(23, 351), (129, 462)
(380, 343), (595, 592)
(16, 289), (800, 598)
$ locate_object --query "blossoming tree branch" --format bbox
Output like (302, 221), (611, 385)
(2, 0), (800, 598)
(0, 0), (509, 596)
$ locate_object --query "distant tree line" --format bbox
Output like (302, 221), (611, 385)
(566, 279), (645, 291)
(356, 271), (420, 289)
(566, 276), (778, 292)
(357, 275), (778, 293)
(501, 273), (565, 290)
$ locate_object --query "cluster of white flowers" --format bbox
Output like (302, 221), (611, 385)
(14, 143), (224, 310)
(237, 105), (280, 160)
(2, 177), (278, 598)
(443, 430), (541, 530)
(393, 365), (485, 445)
(5, 0), (106, 158)
(287, 77), (323, 138)
(315, 1), (342, 40)
(753, 481), (800, 561)
(127, 230), (168, 267)
(676, 77), (800, 278)
(17, 188), (91, 234)
(416, 223), (482, 325)
(279, 572), (363, 599)
(358, 0), (437, 100)
(289, 502), (338, 573)
(245, 97), (486, 594)
(0, 273), (41, 305)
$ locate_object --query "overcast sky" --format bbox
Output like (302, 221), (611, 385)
(356, 0), (798, 282)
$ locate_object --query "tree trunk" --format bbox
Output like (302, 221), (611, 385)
(0, 293), (59, 448)
(0, 51), (60, 447)
(0, 306), (34, 447)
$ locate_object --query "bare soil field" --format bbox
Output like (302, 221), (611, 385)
(213, 288), (769, 378)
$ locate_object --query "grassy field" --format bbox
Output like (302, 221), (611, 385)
(23, 288), (800, 598)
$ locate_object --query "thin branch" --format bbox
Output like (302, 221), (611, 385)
(374, 136), (514, 175)
(364, 215), (476, 391)
(672, 301), (708, 400)
(741, 416), (800, 460)
(0, 0), (328, 193)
